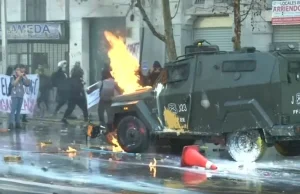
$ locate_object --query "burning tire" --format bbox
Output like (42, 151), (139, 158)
(117, 116), (149, 153)
(274, 141), (300, 156)
(226, 130), (266, 162)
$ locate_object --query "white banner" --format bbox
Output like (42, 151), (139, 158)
(0, 74), (39, 114)
(272, 0), (300, 25)
(86, 81), (100, 109)
(127, 42), (140, 61)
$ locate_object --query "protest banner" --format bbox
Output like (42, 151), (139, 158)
(86, 81), (100, 109)
(0, 74), (39, 115)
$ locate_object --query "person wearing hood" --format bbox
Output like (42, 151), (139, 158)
(51, 60), (69, 115)
(147, 61), (162, 86)
(61, 64), (88, 124)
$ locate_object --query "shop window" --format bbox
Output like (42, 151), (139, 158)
(167, 63), (190, 83)
(222, 60), (256, 72)
(26, 0), (46, 21)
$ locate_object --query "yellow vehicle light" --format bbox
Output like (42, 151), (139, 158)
(123, 106), (129, 111)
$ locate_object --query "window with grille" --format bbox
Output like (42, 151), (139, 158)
(26, 0), (46, 21)
(194, 0), (205, 4)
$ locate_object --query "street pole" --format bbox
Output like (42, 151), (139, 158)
(1, 0), (7, 73)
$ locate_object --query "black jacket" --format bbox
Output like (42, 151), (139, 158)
(51, 69), (68, 90)
(68, 77), (85, 99)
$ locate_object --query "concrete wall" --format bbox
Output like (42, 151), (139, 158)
(69, 0), (130, 84)
(7, 0), (23, 22)
(46, 0), (68, 21)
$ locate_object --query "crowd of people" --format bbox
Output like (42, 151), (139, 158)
(6, 60), (163, 130)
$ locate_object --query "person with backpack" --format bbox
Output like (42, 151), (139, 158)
(98, 67), (122, 129)
(8, 64), (30, 129)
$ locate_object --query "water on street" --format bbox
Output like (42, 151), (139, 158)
(0, 120), (300, 194)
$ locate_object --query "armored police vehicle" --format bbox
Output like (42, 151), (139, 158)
(108, 40), (300, 162)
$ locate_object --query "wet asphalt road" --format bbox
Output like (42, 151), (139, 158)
(0, 120), (300, 194)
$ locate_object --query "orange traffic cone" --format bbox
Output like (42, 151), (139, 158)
(181, 145), (217, 170)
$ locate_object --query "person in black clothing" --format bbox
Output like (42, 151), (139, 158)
(37, 71), (52, 111)
(147, 61), (162, 86)
(61, 64), (88, 124)
(52, 60), (69, 115)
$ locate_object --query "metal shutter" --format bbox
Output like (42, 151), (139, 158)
(193, 27), (233, 51)
(273, 25), (300, 42)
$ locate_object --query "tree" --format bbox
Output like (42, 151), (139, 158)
(135, 0), (177, 61)
(233, 0), (241, 51)
(232, 0), (264, 50)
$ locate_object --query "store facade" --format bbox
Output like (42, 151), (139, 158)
(1, 21), (69, 74)
(272, 0), (300, 50)
(193, 16), (233, 51)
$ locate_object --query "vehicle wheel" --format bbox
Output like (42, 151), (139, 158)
(226, 130), (266, 162)
(169, 139), (195, 154)
(274, 141), (300, 156)
(117, 116), (149, 153)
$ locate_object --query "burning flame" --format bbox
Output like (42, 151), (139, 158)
(111, 136), (124, 153)
(106, 132), (124, 153)
(66, 146), (77, 158)
(149, 158), (157, 177)
(104, 31), (149, 94)
(40, 142), (46, 148)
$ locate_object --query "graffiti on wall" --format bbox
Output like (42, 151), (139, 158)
(127, 42), (140, 61)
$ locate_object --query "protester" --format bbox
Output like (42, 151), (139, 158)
(61, 64), (88, 124)
(8, 64), (30, 129)
(5, 65), (14, 76)
(36, 64), (52, 111)
(51, 60), (69, 115)
(147, 61), (162, 86)
(98, 67), (122, 129)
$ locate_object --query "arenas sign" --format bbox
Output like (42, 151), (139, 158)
(272, 0), (300, 25)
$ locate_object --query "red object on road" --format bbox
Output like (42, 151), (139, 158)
(181, 145), (217, 170)
(182, 171), (207, 186)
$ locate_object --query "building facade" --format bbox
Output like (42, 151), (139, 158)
(2, 0), (300, 85)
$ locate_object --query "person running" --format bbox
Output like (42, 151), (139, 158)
(61, 65), (88, 124)
(51, 60), (69, 115)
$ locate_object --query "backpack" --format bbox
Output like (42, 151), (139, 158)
(7, 75), (16, 96)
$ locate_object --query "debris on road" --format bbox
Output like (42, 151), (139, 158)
(3, 155), (22, 163)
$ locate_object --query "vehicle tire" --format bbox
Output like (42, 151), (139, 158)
(274, 141), (300, 156)
(226, 130), (266, 162)
(117, 116), (149, 153)
(169, 139), (195, 154)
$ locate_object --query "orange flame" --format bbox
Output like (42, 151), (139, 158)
(66, 146), (77, 158)
(111, 136), (124, 153)
(104, 31), (148, 94)
(149, 158), (157, 177)
(106, 132), (124, 153)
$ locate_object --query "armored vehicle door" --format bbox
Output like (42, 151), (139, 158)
(157, 59), (196, 131)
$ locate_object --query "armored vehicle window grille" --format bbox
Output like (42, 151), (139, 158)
(288, 62), (300, 73)
(222, 60), (256, 72)
(167, 64), (190, 83)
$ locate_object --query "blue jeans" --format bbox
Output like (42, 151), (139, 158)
(9, 97), (23, 124)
